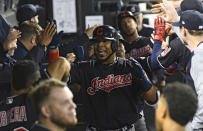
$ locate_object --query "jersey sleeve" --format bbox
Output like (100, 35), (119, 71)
(129, 57), (152, 92)
(157, 38), (181, 68)
(150, 40), (162, 70)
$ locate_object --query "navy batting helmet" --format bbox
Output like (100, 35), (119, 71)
(92, 25), (118, 52)
(117, 11), (136, 30)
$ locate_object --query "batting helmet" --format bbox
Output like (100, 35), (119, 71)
(117, 11), (136, 31)
(92, 25), (118, 52)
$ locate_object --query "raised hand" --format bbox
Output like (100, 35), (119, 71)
(151, 0), (179, 23)
(154, 16), (165, 41)
(3, 29), (21, 51)
(38, 22), (56, 46)
(85, 24), (101, 38)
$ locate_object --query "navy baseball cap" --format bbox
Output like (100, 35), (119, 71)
(16, 4), (38, 24)
(121, 4), (141, 16)
(173, 10), (203, 30)
(181, 0), (203, 13)
(177, 0), (203, 15)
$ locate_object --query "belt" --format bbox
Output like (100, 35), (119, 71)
(87, 123), (135, 131)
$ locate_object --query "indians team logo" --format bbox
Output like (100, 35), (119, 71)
(125, 45), (152, 58)
(96, 28), (103, 36)
(87, 73), (132, 95)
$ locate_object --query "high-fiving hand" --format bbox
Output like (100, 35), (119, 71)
(154, 16), (165, 41)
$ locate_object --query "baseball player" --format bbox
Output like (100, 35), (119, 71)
(16, 4), (39, 25)
(121, 4), (153, 37)
(156, 82), (197, 131)
(117, 11), (154, 80)
(150, 16), (191, 84)
(117, 11), (153, 59)
(116, 33), (127, 58)
(69, 25), (157, 131)
(149, 0), (203, 84)
(0, 14), (21, 101)
(0, 60), (40, 131)
(173, 10), (203, 130)
(30, 78), (77, 131)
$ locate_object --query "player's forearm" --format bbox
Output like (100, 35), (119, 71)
(143, 85), (158, 104)
(151, 40), (162, 70)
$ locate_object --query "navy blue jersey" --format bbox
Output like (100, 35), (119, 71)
(156, 38), (191, 83)
(69, 57), (152, 129)
(0, 54), (16, 101)
(157, 38), (191, 69)
(0, 93), (37, 131)
(138, 25), (153, 38)
(13, 41), (29, 61)
(124, 36), (153, 80)
(30, 122), (50, 131)
(125, 36), (153, 59)
(12, 40), (47, 64)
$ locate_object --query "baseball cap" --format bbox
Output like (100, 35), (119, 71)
(121, 4), (141, 16)
(173, 10), (203, 30)
(16, 4), (38, 24)
(177, 0), (203, 15)
(181, 0), (203, 13)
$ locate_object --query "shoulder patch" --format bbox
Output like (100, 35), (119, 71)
(161, 47), (171, 57)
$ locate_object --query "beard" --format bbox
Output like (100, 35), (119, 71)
(50, 109), (78, 129)
(50, 114), (78, 129)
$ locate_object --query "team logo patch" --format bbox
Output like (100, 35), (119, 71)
(14, 127), (28, 131)
(87, 73), (132, 95)
(96, 28), (103, 36)
(160, 47), (171, 57)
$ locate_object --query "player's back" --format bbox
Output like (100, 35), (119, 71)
(0, 93), (37, 131)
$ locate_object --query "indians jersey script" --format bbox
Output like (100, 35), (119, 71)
(0, 94), (37, 131)
(69, 57), (152, 129)
(125, 36), (153, 59)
